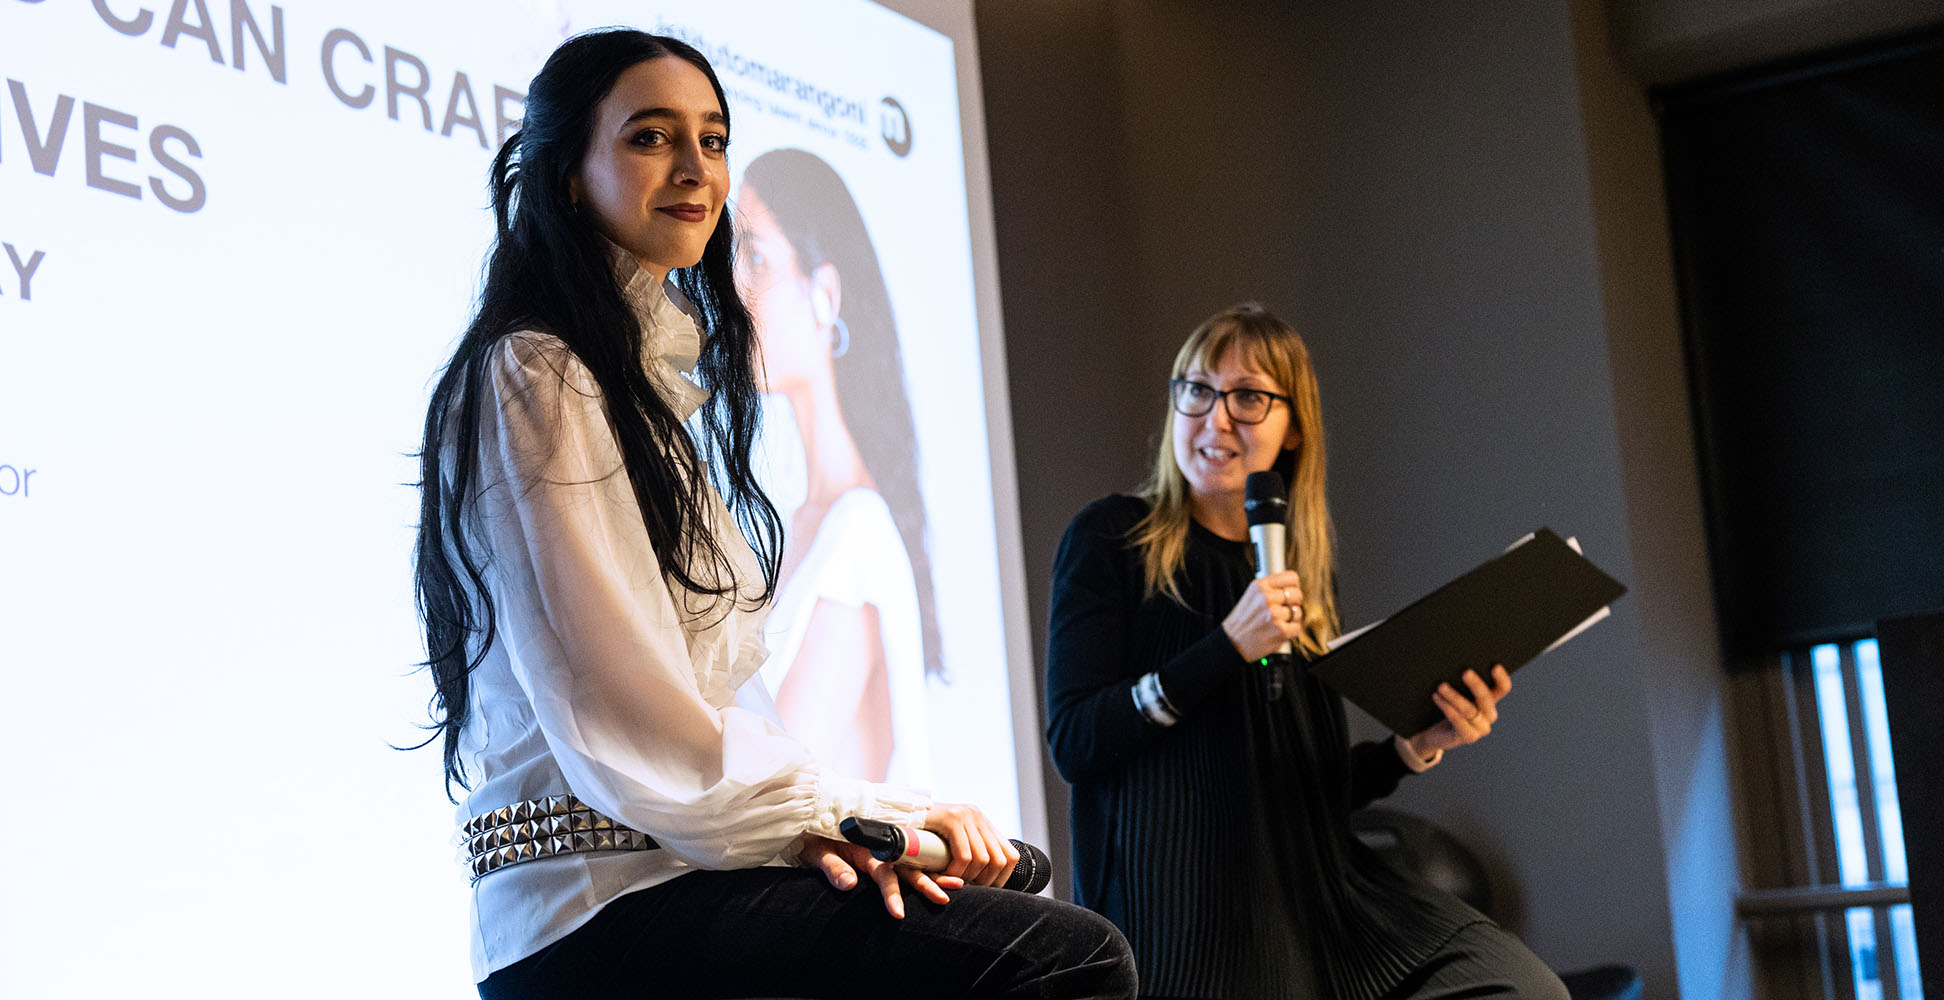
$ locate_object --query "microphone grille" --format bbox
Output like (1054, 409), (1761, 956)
(1004, 840), (1054, 895)
(1244, 471), (1288, 526)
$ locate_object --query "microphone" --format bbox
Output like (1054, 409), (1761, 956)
(1244, 470), (1292, 698)
(839, 816), (1053, 895)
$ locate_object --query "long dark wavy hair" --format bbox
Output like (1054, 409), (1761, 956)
(413, 29), (781, 797)
(740, 148), (943, 679)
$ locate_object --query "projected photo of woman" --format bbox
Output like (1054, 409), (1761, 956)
(738, 148), (939, 785)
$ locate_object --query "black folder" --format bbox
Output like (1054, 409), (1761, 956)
(1309, 528), (1627, 736)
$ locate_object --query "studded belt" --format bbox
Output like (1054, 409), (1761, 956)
(460, 793), (659, 880)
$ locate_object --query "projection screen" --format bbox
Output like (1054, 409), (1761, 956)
(0, 0), (1040, 993)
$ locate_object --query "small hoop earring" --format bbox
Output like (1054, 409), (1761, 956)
(831, 316), (851, 358)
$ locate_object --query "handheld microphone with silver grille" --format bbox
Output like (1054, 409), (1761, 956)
(1245, 470), (1293, 698)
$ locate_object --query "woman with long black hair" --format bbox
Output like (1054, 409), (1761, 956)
(414, 28), (1133, 999)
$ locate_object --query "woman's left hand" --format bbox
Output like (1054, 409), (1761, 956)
(797, 835), (963, 919)
(1404, 664), (1512, 758)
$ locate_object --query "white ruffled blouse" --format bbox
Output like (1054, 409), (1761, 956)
(452, 258), (930, 980)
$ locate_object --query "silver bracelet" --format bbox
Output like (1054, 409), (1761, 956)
(1132, 671), (1181, 727)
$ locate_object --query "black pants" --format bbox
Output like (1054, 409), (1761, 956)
(1139, 921), (1567, 1000)
(1379, 921), (1569, 1000)
(478, 867), (1138, 1000)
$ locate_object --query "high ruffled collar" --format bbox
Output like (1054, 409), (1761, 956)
(610, 244), (711, 421)
(603, 243), (767, 707)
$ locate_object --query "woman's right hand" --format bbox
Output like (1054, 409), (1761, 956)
(1221, 570), (1305, 661)
(923, 801), (1021, 888)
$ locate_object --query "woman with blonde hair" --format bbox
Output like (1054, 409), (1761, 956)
(1045, 303), (1564, 999)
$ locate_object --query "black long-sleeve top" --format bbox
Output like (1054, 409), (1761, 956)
(1046, 495), (1482, 1000)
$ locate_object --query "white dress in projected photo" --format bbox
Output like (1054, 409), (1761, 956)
(759, 488), (932, 787)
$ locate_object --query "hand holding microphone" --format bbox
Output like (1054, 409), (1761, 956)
(910, 801), (1025, 889)
(840, 816), (1053, 895)
(800, 801), (1052, 919)
(1221, 471), (1304, 664)
(1221, 572), (1305, 662)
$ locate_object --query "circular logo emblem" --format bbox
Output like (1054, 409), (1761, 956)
(880, 96), (912, 157)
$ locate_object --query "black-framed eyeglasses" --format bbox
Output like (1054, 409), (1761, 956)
(1169, 379), (1291, 425)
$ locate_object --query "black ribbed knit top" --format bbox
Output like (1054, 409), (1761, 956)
(1046, 495), (1484, 1000)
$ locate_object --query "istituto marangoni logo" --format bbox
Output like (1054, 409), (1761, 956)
(879, 96), (912, 157)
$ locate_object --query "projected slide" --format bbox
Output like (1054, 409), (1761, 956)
(0, 1), (1022, 994)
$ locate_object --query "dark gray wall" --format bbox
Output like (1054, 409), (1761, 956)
(973, 1), (1154, 871)
(1605, 0), (1944, 84)
(1571, 1), (1752, 994)
(971, 0), (1811, 996)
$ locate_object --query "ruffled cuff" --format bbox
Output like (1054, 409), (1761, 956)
(806, 769), (931, 841)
